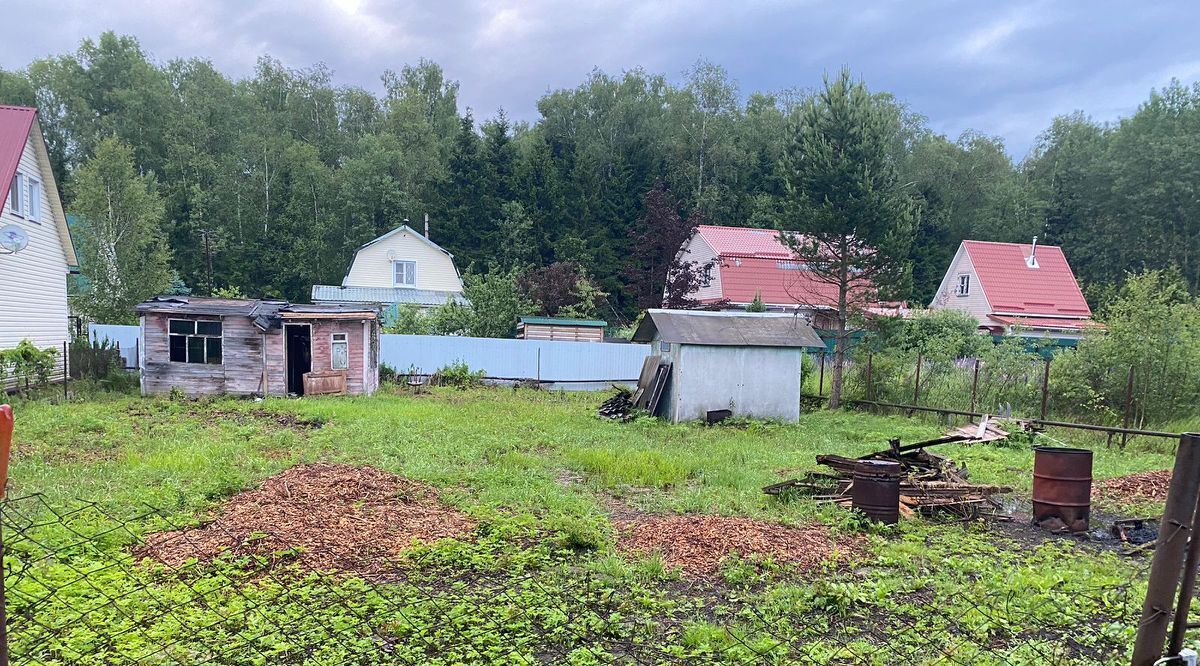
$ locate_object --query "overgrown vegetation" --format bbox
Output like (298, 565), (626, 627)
(845, 271), (1200, 429)
(1, 387), (1174, 663)
(1, 340), (59, 394)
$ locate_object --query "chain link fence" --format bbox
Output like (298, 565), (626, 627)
(0, 491), (1146, 665)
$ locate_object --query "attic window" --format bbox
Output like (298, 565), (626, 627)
(25, 177), (41, 223)
(392, 260), (416, 287)
(955, 274), (970, 297)
(8, 173), (23, 216)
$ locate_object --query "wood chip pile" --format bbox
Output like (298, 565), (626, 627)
(137, 463), (475, 575)
(616, 514), (864, 576)
(1092, 469), (1171, 504)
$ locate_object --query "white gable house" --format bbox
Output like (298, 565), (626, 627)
(0, 105), (78, 378)
(312, 223), (466, 321)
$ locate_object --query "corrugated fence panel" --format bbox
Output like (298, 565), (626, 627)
(89, 323), (141, 368)
(380, 334), (650, 390)
(85, 326), (650, 391)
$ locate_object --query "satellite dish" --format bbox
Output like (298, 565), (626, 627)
(0, 225), (29, 254)
(386, 249), (397, 261)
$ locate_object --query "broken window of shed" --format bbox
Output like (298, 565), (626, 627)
(168, 319), (223, 364)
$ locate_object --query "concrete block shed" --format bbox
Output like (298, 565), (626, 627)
(135, 296), (380, 398)
(631, 309), (824, 423)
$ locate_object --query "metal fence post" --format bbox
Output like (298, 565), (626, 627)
(1039, 356), (1051, 421)
(865, 353), (874, 403)
(1121, 365), (1136, 449)
(1132, 433), (1200, 665)
(970, 359), (981, 414)
(63, 340), (69, 401)
(908, 352), (922, 417)
(818, 352), (826, 397)
(0, 404), (12, 666)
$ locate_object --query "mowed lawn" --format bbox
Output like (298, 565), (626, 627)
(3, 387), (1179, 665)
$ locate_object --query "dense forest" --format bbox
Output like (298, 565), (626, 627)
(2, 32), (1199, 323)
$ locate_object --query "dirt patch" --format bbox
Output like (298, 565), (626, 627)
(616, 514), (865, 577)
(1093, 470), (1171, 505)
(137, 463), (474, 576)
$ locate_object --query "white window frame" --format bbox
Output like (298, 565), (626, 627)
(392, 260), (417, 288)
(955, 273), (971, 297)
(8, 172), (24, 217)
(331, 332), (349, 370)
(25, 176), (41, 223)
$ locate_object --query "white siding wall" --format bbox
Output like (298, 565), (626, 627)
(343, 229), (464, 292)
(677, 234), (723, 301)
(0, 130), (70, 353)
(928, 245), (991, 324)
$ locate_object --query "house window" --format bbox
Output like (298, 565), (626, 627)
(331, 333), (349, 370)
(955, 274), (970, 297)
(25, 177), (41, 223)
(168, 319), (223, 364)
(659, 341), (671, 353)
(8, 173), (23, 216)
(393, 260), (417, 287)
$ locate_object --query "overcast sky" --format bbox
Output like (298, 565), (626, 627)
(3, 0), (1198, 159)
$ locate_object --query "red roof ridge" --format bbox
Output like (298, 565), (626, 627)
(0, 105), (37, 112)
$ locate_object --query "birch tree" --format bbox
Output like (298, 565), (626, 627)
(71, 138), (172, 323)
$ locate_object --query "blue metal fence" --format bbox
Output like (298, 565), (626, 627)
(88, 324), (141, 369)
(380, 334), (650, 390)
(86, 325), (650, 391)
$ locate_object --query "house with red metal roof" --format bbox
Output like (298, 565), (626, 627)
(0, 105), (78, 373)
(676, 224), (900, 329)
(929, 239), (1095, 340)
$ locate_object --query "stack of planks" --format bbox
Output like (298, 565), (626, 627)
(764, 424), (1013, 519)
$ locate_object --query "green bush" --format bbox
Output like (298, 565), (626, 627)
(2, 340), (59, 393)
(430, 360), (486, 388)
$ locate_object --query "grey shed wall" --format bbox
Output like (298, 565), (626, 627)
(660, 343), (802, 423)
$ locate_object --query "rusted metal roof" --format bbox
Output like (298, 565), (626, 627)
(0, 106), (36, 217)
(631, 309), (824, 348)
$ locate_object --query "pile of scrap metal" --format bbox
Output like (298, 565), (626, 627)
(764, 420), (1013, 519)
(598, 356), (672, 421)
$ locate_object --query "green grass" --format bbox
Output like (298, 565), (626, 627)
(1, 385), (1177, 664)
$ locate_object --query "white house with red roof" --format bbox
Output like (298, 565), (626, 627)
(929, 239), (1095, 340)
(0, 105), (77, 366)
(676, 224), (900, 329)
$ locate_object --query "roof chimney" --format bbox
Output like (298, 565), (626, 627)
(1026, 236), (1039, 268)
(424, 213), (430, 239)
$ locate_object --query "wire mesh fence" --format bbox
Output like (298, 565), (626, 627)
(1, 491), (1146, 665)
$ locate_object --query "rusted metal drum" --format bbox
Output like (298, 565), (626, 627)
(852, 460), (902, 524)
(1032, 446), (1093, 533)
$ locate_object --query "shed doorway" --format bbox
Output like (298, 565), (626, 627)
(285, 324), (311, 395)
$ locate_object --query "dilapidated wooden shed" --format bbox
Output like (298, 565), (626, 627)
(135, 296), (380, 397)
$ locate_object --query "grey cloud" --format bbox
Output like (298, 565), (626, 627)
(2, 0), (1198, 157)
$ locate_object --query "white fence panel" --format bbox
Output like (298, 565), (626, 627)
(88, 324), (141, 368)
(380, 334), (650, 390)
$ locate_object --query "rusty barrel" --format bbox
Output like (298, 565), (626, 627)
(1032, 446), (1093, 533)
(852, 460), (902, 525)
